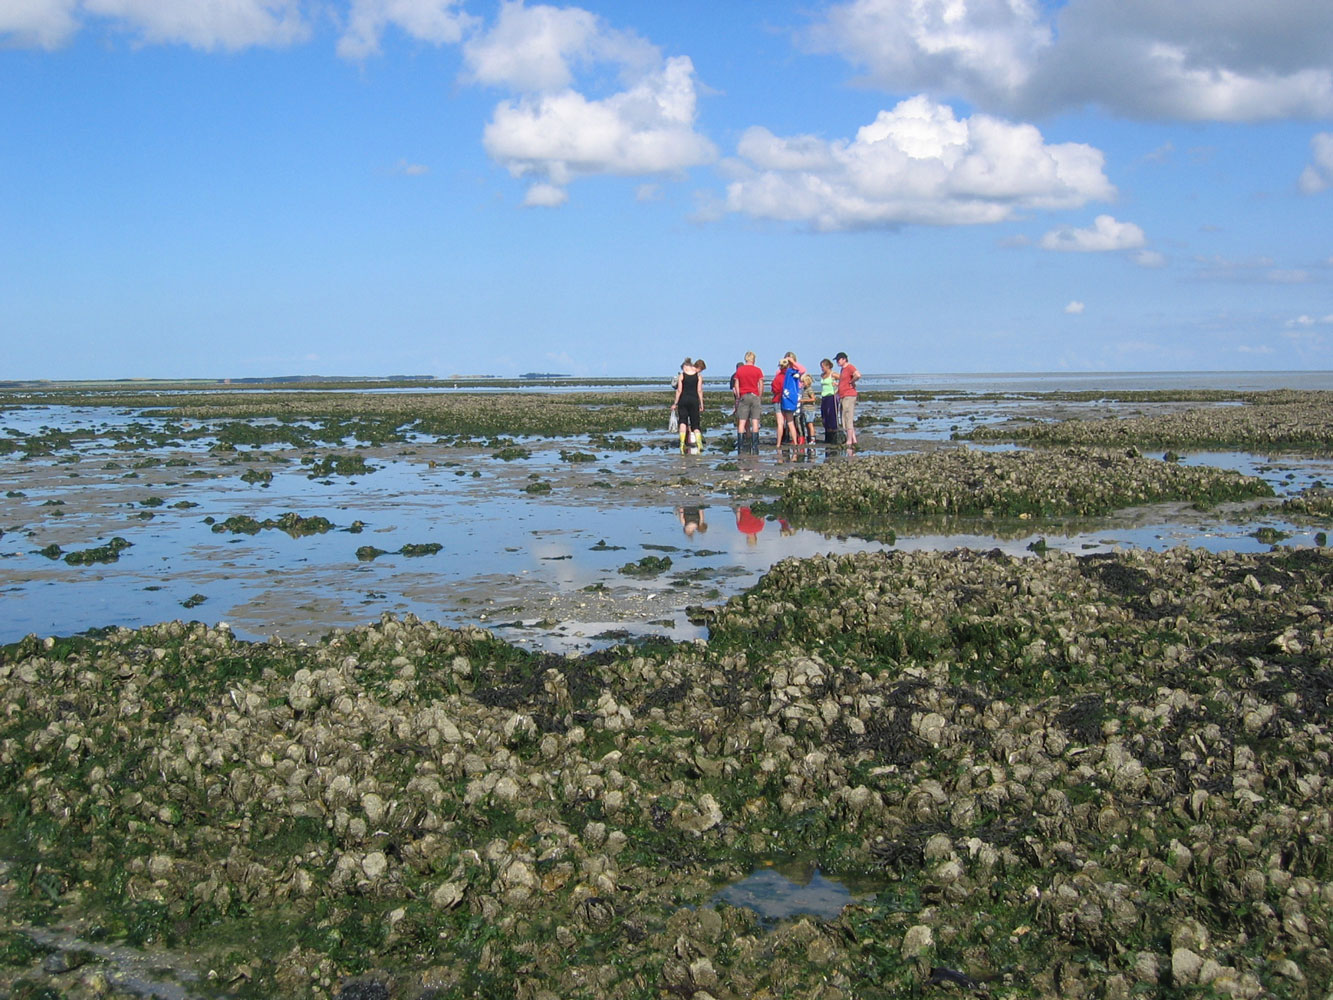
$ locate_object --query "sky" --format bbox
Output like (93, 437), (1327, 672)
(2, 0), (1332, 380)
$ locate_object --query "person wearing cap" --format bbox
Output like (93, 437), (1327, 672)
(835, 351), (860, 446)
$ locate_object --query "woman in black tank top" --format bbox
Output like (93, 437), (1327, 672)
(672, 359), (706, 451)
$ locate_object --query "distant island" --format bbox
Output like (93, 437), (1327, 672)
(519, 372), (571, 379)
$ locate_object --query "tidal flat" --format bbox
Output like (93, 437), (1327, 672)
(1, 383), (1332, 999)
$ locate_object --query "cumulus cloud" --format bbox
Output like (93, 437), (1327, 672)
(462, 1), (658, 92)
(1040, 214), (1146, 252)
(81, 0), (309, 50)
(337, 0), (475, 60)
(808, 0), (1333, 122)
(470, 6), (716, 204)
(0, 0), (80, 48)
(724, 95), (1113, 231)
(1133, 249), (1166, 268)
(1065, 300), (1085, 315)
(807, 0), (1051, 109)
(484, 57), (715, 185)
(1299, 132), (1333, 194)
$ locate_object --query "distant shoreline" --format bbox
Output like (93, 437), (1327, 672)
(3, 369), (1331, 395)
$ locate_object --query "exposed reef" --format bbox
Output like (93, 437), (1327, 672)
(3, 545), (1331, 999)
(761, 446), (1273, 517)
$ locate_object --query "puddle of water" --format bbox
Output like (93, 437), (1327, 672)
(4, 403), (1332, 651)
(711, 861), (872, 923)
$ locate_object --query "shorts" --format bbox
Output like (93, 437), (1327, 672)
(735, 394), (761, 422)
(838, 395), (857, 428)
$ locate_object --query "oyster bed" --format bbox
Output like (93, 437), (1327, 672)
(3, 545), (1332, 999)
(962, 390), (1333, 453)
(759, 447), (1274, 517)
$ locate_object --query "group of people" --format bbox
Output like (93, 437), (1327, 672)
(670, 351), (861, 453)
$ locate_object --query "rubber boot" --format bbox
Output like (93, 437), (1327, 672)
(679, 425), (688, 453)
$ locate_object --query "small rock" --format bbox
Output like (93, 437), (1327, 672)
(43, 949), (92, 974)
(361, 851), (388, 880)
(431, 881), (464, 909)
(901, 924), (934, 961)
(689, 957), (719, 989)
(1171, 948), (1204, 985)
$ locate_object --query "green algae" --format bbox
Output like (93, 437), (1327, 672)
(304, 454), (377, 479)
(398, 543), (442, 557)
(61, 537), (132, 565)
(210, 513), (335, 537)
(618, 555), (672, 577)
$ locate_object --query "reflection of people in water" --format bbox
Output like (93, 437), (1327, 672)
(734, 505), (765, 545)
(676, 505), (708, 538)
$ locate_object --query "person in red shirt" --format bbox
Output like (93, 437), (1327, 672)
(734, 505), (765, 544)
(835, 351), (861, 446)
(732, 351), (764, 453)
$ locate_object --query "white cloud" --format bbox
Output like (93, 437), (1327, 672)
(81, 0), (309, 50)
(5, 0), (475, 51)
(807, 0), (1051, 109)
(522, 182), (569, 207)
(1298, 132), (1333, 194)
(466, 4), (716, 206)
(1040, 214), (1146, 252)
(724, 95), (1113, 231)
(0, 0), (79, 48)
(483, 55), (717, 195)
(337, 0), (475, 60)
(463, 1), (656, 92)
(1133, 249), (1166, 268)
(1065, 300), (1085, 314)
(808, 0), (1333, 122)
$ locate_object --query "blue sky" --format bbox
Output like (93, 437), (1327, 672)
(3, 0), (1332, 379)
